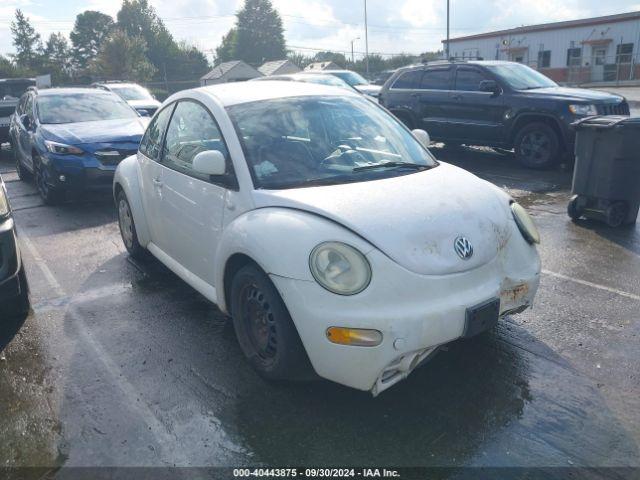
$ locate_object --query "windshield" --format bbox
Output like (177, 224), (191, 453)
(330, 71), (369, 86)
(109, 85), (154, 101)
(295, 75), (355, 90)
(227, 95), (436, 190)
(485, 63), (557, 90)
(37, 93), (139, 124)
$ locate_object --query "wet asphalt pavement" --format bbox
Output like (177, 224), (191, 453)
(0, 142), (639, 476)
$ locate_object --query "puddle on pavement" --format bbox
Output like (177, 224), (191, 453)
(0, 313), (66, 469)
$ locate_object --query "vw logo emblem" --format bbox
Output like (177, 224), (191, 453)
(454, 236), (474, 260)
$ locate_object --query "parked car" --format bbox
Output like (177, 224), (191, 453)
(0, 175), (29, 323)
(92, 82), (161, 117)
(372, 69), (396, 86)
(251, 73), (358, 92)
(10, 88), (148, 204)
(114, 82), (541, 395)
(322, 70), (382, 98)
(379, 60), (630, 169)
(0, 78), (35, 144)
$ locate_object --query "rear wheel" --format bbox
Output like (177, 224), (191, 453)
(567, 195), (583, 221)
(34, 155), (64, 205)
(230, 264), (313, 381)
(117, 190), (147, 260)
(605, 202), (627, 228)
(514, 122), (560, 169)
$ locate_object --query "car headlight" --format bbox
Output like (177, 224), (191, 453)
(0, 185), (9, 217)
(511, 202), (540, 244)
(568, 104), (597, 116)
(44, 140), (84, 155)
(309, 242), (371, 295)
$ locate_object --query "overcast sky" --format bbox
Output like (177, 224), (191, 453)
(1, 0), (640, 61)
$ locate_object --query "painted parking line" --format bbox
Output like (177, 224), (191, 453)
(542, 269), (640, 302)
(18, 231), (189, 465)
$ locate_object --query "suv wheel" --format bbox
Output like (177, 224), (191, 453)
(230, 264), (313, 381)
(34, 155), (64, 205)
(514, 122), (560, 169)
(14, 147), (31, 181)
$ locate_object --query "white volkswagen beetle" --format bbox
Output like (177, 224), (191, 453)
(114, 81), (540, 395)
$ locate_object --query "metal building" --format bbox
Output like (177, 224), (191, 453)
(443, 11), (640, 84)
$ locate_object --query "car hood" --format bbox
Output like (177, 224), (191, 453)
(41, 118), (148, 145)
(251, 162), (512, 276)
(521, 86), (624, 102)
(127, 99), (161, 109)
(355, 84), (382, 97)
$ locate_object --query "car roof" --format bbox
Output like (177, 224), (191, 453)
(194, 80), (361, 107)
(36, 87), (116, 96)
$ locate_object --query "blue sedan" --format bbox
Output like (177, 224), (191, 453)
(9, 88), (148, 204)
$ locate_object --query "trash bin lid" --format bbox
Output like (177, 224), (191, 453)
(572, 115), (640, 129)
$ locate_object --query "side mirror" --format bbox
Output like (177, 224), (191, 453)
(412, 129), (431, 148)
(193, 150), (226, 176)
(20, 114), (32, 130)
(479, 80), (501, 95)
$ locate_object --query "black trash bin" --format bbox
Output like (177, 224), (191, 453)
(569, 116), (640, 227)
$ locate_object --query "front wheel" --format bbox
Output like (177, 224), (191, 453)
(34, 156), (64, 205)
(605, 202), (627, 228)
(14, 147), (31, 181)
(117, 190), (147, 260)
(514, 122), (560, 169)
(230, 264), (313, 381)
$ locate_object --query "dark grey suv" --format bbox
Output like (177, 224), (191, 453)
(379, 60), (629, 168)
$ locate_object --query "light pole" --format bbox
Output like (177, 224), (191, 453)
(351, 36), (360, 64)
(446, 0), (450, 59)
(364, 0), (369, 76)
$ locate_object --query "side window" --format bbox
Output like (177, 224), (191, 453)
(162, 100), (231, 183)
(139, 104), (174, 161)
(419, 69), (451, 90)
(454, 68), (488, 91)
(391, 70), (423, 89)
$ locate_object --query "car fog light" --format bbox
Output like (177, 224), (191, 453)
(326, 327), (382, 347)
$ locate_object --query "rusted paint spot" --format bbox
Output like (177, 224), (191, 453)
(503, 283), (529, 302)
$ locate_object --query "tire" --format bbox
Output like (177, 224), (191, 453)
(514, 122), (561, 169)
(605, 202), (627, 228)
(0, 264), (30, 318)
(230, 264), (313, 381)
(13, 146), (31, 181)
(34, 155), (64, 205)
(116, 190), (147, 260)
(567, 195), (583, 221)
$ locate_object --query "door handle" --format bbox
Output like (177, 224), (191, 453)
(451, 94), (463, 100)
(152, 178), (163, 187)
(410, 93), (420, 98)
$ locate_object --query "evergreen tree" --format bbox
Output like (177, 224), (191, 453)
(232, 0), (286, 65)
(10, 9), (42, 70)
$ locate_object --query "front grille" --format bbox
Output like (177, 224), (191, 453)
(598, 102), (630, 116)
(94, 149), (137, 166)
(0, 105), (16, 117)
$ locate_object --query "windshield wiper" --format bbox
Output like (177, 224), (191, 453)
(353, 162), (428, 172)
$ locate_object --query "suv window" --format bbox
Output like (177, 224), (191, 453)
(454, 68), (488, 91)
(162, 100), (231, 182)
(139, 104), (174, 161)
(419, 69), (451, 90)
(392, 70), (423, 89)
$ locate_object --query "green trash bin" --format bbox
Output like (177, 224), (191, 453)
(569, 116), (640, 227)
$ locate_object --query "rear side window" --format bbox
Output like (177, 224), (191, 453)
(419, 69), (451, 90)
(454, 68), (488, 91)
(391, 70), (423, 89)
(139, 104), (174, 161)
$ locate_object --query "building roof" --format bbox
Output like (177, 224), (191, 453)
(444, 10), (640, 44)
(258, 59), (297, 76)
(178, 80), (359, 107)
(201, 60), (256, 81)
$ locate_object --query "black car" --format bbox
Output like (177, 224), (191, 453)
(0, 78), (36, 144)
(379, 60), (630, 168)
(0, 174), (29, 324)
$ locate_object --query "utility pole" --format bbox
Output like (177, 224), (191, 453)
(446, 0), (450, 59)
(351, 37), (360, 64)
(364, 0), (369, 76)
